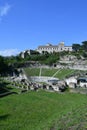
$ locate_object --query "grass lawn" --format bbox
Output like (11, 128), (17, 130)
(24, 68), (40, 76)
(55, 69), (75, 79)
(0, 90), (87, 130)
(24, 68), (75, 79)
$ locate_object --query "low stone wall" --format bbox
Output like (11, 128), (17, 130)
(0, 91), (16, 97)
(28, 76), (59, 83)
(56, 64), (87, 70)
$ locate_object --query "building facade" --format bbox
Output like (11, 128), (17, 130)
(20, 49), (38, 58)
(37, 42), (72, 53)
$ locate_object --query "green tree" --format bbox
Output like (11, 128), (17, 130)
(82, 41), (87, 51)
(72, 43), (81, 52)
(0, 56), (9, 75)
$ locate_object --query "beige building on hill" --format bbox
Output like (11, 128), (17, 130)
(37, 42), (72, 53)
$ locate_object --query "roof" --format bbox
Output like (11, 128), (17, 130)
(38, 44), (72, 48)
(77, 77), (87, 81)
(38, 46), (59, 49)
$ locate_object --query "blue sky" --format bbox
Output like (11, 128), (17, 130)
(0, 0), (87, 56)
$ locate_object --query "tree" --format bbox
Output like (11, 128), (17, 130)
(72, 43), (81, 52)
(82, 41), (87, 51)
(0, 56), (9, 75)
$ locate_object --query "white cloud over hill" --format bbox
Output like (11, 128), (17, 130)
(0, 49), (20, 56)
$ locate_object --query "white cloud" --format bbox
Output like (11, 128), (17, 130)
(0, 3), (11, 18)
(0, 49), (20, 56)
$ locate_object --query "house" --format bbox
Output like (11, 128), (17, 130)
(37, 42), (72, 54)
(77, 77), (87, 88)
(65, 76), (77, 88)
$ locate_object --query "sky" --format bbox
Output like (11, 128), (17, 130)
(0, 0), (87, 56)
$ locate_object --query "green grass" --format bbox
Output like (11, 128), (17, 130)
(55, 69), (75, 79)
(24, 68), (40, 76)
(24, 68), (75, 79)
(40, 68), (58, 77)
(0, 90), (87, 130)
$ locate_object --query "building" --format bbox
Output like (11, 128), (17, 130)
(37, 42), (72, 53)
(77, 77), (87, 88)
(20, 49), (39, 58)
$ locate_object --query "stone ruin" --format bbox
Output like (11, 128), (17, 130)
(5, 68), (87, 94)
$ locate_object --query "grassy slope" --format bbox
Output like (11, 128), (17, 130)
(24, 68), (40, 76)
(0, 91), (87, 130)
(41, 68), (57, 76)
(24, 68), (75, 79)
(55, 69), (75, 79)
